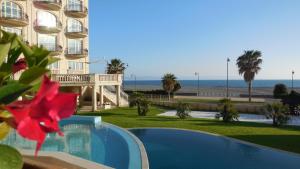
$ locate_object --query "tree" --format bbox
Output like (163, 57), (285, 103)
(129, 92), (150, 116)
(273, 84), (288, 99)
(173, 82), (181, 93)
(236, 50), (262, 102)
(176, 102), (190, 119)
(281, 91), (300, 115)
(215, 99), (239, 122)
(264, 103), (290, 126)
(162, 73), (179, 101)
(106, 59), (126, 74)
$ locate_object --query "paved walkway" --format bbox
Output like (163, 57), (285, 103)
(159, 110), (300, 126)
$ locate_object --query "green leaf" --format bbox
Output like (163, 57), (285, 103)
(17, 39), (34, 67)
(0, 42), (11, 66)
(0, 122), (10, 140)
(7, 47), (22, 64)
(19, 67), (49, 85)
(39, 56), (60, 68)
(0, 83), (31, 104)
(31, 45), (51, 66)
(0, 144), (23, 169)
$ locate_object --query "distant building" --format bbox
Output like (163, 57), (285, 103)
(0, 0), (128, 110)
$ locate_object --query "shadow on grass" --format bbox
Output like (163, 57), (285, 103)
(228, 134), (300, 154)
(139, 116), (180, 122)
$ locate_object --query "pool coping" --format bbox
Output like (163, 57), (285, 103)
(104, 123), (149, 169)
(128, 127), (300, 158)
(20, 149), (114, 169)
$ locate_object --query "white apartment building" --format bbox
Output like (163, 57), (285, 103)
(0, 0), (128, 110)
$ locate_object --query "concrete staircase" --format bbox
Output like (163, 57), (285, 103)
(101, 86), (129, 107)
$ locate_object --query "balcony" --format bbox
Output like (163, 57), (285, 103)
(64, 5), (88, 18)
(0, 13), (28, 27)
(51, 74), (123, 86)
(48, 45), (63, 56)
(34, 20), (62, 34)
(33, 0), (62, 11)
(65, 27), (88, 39)
(65, 48), (88, 59)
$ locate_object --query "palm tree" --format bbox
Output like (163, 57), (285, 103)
(236, 50), (262, 102)
(106, 59), (126, 74)
(162, 73), (177, 101)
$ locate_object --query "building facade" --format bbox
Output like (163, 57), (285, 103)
(0, 0), (89, 74)
(0, 0), (129, 110)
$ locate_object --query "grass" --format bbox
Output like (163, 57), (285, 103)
(78, 106), (300, 154)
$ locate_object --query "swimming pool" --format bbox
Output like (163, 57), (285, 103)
(1, 116), (147, 169)
(130, 128), (300, 169)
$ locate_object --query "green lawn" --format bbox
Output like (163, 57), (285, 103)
(78, 107), (300, 154)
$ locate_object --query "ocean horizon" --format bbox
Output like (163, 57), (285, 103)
(124, 80), (300, 88)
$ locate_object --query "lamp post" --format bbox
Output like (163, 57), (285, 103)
(195, 72), (200, 97)
(226, 58), (230, 98)
(292, 70), (295, 91)
(131, 74), (137, 91)
(122, 63), (129, 90)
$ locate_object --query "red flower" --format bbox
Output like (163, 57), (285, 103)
(12, 58), (27, 74)
(5, 76), (78, 155)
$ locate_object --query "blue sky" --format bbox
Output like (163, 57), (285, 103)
(89, 0), (300, 80)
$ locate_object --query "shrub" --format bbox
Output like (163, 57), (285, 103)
(138, 99), (150, 116)
(273, 84), (288, 99)
(216, 99), (239, 122)
(176, 102), (191, 119)
(129, 92), (150, 116)
(264, 103), (290, 126)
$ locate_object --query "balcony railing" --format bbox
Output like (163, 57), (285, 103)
(33, 0), (62, 11)
(0, 12), (29, 27)
(48, 45), (63, 56)
(34, 20), (62, 33)
(65, 48), (88, 58)
(64, 5), (88, 18)
(51, 74), (123, 86)
(52, 74), (95, 84)
(65, 27), (88, 38)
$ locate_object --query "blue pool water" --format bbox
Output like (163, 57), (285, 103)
(1, 116), (142, 169)
(130, 128), (300, 169)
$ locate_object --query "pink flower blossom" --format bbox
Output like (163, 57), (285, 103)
(5, 75), (78, 155)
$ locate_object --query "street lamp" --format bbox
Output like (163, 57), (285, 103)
(226, 58), (230, 98)
(131, 74), (137, 91)
(122, 63), (129, 90)
(292, 70), (295, 91)
(195, 72), (200, 97)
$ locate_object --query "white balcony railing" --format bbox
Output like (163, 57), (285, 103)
(51, 74), (123, 85)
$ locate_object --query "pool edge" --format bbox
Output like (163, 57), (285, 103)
(103, 122), (149, 169)
(128, 127), (300, 157)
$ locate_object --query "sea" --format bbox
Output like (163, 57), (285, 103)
(124, 80), (300, 88)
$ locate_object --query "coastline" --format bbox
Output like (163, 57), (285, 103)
(124, 85), (300, 97)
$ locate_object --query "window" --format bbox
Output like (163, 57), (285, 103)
(67, 19), (82, 32)
(67, 39), (82, 54)
(48, 62), (59, 70)
(68, 61), (83, 70)
(1, 1), (22, 18)
(67, 0), (82, 11)
(38, 34), (56, 51)
(36, 11), (56, 27)
(2, 27), (22, 36)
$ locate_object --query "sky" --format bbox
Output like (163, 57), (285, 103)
(89, 0), (300, 80)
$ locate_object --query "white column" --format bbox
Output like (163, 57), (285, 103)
(99, 85), (104, 107)
(116, 85), (121, 107)
(92, 86), (97, 111)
